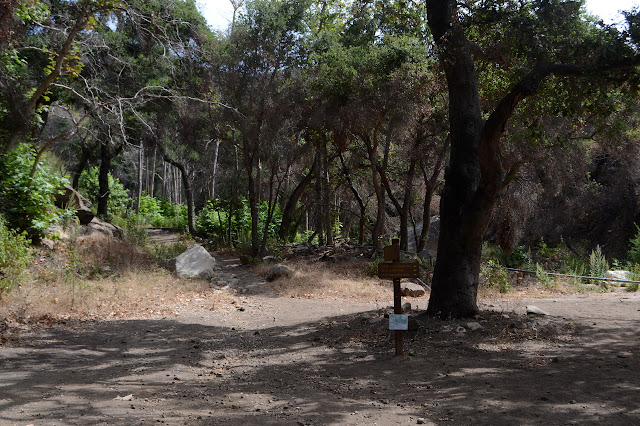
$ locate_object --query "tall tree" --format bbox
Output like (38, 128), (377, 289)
(424, 0), (640, 317)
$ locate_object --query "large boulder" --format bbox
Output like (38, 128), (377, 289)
(54, 185), (94, 225)
(85, 217), (124, 238)
(176, 245), (217, 280)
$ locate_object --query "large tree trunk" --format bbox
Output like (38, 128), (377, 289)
(425, 0), (494, 317)
(426, 0), (514, 318)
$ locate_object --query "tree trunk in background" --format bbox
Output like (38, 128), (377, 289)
(136, 141), (143, 215)
(163, 155), (198, 235)
(97, 142), (122, 218)
(71, 145), (91, 190)
(379, 126), (417, 251)
(362, 127), (384, 254)
(162, 162), (167, 200)
(322, 139), (333, 245)
(150, 146), (156, 198)
(338, 151), (367, 245)
(314, 142), (325, 246)
(278, 163), (314, 241)
(417, 138), (448, 252)
(211, 139), (220, 200)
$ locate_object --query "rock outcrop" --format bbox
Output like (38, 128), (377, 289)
(54, 186), (94, 225)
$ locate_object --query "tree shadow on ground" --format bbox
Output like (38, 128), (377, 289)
(0, 307), (638, 425)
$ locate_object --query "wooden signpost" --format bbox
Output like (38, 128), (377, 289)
(377, 238), (419, 356)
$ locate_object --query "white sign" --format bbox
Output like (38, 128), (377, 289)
(389, 314), (409, 331)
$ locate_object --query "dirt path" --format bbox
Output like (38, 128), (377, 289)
(1, 256), (639, 425)
(146, 228), (184, 245)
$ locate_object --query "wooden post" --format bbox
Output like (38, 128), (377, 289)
(378, 238), (418, 357)
(393, 276), (403, 356)
(391, 238), (403, 356)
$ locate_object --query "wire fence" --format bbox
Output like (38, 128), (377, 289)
(497, 266), (640, 285)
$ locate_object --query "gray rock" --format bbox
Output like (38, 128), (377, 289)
(402, 302), (412, 312)
(267, 264), (294, 281)
(605, 270), (630, 281)
(369, 317), (384, 325)
(175, 245), (217, 280)
(526, 305), (550, 316)
(466, 322), (483, 331)
(85, 217), (124, 238)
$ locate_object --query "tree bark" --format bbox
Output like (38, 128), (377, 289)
(425, 0), (494, 317)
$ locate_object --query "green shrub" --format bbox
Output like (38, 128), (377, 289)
(154, 242), (188, 260)
(197, 198), (282, 246)
(625, 263), (640, 292)
(0, 215), (32, 298)
(627, 224), (640, 264)
(112, 214), (149, 248)
(480, 260), (511, 293)
(497, 245), (529, 268)
(536, 263), (556, 288)
(78, 167), (131, 217)
(0, 144), (71, 238)
(589, 245), (608, 284)
(137, 196), (187, 228)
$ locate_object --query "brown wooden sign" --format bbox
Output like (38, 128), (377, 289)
(383, 244), (400, 262)
(377, 262), (420, 279)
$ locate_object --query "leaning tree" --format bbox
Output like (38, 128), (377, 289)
(424, 0), (640, 317)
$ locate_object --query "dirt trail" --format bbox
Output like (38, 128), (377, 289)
(1, 255), (639, 425)
(146, 227), (184, 245)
